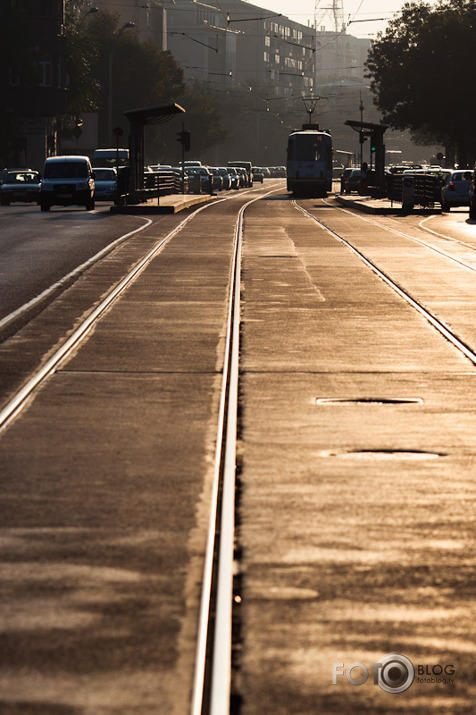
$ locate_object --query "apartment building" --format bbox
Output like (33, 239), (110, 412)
(0, 0), (67, 168)
(165, 0), (316, 97)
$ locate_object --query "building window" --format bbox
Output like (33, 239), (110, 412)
(264, 35), (270, 47)
(264, 51), (269, 62)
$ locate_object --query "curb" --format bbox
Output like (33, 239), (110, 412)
(110, 194), (215, 215)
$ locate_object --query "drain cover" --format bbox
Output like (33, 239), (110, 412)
(316, 397), (423, 406)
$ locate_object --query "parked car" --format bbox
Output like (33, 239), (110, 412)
(469, 170), (476, 219)
(217, 167), (231, 189)
(173, 167), (189, 193)
(441, 170), (472, 211)
(226, 167), (240, 189)
(39, 155), (95, 211)
(236, 167), (247, 187)
(0, 169), (41, 205)
(93, 167), (117, 201)
(343, 168), (361, 194)
(227, 161), (253, 186)
(207, 167), (224, 191)
(184, 166), (212, 193)
(340, 167), (353, 193)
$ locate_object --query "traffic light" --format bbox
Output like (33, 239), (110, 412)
(177, 129), (191, 152)
(359, 131), (367, 145)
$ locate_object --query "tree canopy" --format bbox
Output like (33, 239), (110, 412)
(63, 3), (225, 155)
(366, 0), (476, 166)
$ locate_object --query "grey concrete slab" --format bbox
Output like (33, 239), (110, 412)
(0, 372), (219, 714)
(0, 194), (251, 713)
(237, 196), (475, 713)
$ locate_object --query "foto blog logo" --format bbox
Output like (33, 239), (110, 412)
(333, 653), (415, 694)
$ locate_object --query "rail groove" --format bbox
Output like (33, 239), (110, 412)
(294, 200), (476, 366)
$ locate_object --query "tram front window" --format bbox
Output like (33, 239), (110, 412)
(292, 136), (323, 161)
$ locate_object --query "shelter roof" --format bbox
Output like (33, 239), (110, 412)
(123, 103), (185, 125)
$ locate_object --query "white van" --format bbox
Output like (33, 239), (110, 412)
(40, 156), (95, 212)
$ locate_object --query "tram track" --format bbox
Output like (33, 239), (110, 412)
(330, 200), (476, 274)
(0, 184), (281, 714)
(0, 203), (213, 433)
(0, 187), (272, 431)
(294, 199), (476, 367)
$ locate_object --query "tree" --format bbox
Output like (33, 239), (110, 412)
(63, 2), (101, 117)
(61, 4), (227, 160)
(366, 0), (476, 166)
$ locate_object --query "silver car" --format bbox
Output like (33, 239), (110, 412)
(93, 167), (117, 201)
(0, 169), (41, 205)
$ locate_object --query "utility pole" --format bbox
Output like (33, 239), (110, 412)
(359, 93), (364, 168)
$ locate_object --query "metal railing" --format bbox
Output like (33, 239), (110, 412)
(386, 172), (442, 209)
(115, 169), (186, 206)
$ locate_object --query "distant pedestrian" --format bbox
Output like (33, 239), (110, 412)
(360, 162), (368, 195)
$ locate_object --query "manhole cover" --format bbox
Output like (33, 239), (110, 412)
(320, 449), (443, 460)
(316, 397), (423, 406)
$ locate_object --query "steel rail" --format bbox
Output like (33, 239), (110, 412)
(190, 188), (281, 715)
(331, 202), (476, 276)
(0, 183), (282, 709)
(0, 183), (282, 711)
(0, 218), (153, 333)
(0, 197), (235, 434)
(294, 200), (476, 366)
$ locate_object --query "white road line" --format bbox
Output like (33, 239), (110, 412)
(0, 217), (153, 332)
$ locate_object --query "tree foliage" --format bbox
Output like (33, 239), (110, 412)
(64, 3), (101, 116)
(366, 0), (476, 165)
(63, 4), (225, 152)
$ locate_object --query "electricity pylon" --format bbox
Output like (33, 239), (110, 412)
(314, 0), (344, 33)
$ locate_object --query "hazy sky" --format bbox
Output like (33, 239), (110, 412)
(251, 0), (419, 38)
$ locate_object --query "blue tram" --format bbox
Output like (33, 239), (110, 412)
(286, 124), (333, 197)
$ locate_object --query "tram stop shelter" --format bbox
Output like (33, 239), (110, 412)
(345, 120), (388, 196)
(120, 103), (185, 204)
